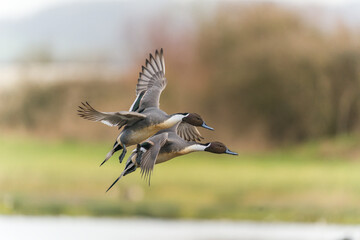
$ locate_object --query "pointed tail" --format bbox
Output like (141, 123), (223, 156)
(106, 161), (136, 192)
(100, 142), (123, 167)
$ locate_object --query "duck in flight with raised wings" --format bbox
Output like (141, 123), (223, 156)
(78, 49), (213, 165)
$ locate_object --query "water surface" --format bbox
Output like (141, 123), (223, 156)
(1, 215), (360, 240)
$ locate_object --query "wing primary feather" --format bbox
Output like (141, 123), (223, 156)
(146, 58), (157, 74)
(150, 53), (160, 73)
(155, 49), (162, 72)
(141, 66), (153, 78)
(139, 72), (151, 81)
(134, 49), (167, 108)
(78, 102), (145, 127)
(160, 48), (165, 74)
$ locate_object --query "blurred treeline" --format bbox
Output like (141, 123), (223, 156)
(1, 4), (360, 147)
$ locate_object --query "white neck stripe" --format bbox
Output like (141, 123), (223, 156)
(161, 114), (185, 128)
(184, 144), (207, 153)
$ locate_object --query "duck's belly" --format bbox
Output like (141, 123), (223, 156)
(156, 152), (180, 164)
(121, 126), (159, 146)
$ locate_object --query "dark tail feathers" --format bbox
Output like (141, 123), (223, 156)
(100, 141), (123, 166)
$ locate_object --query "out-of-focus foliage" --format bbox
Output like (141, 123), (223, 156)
(2, 135), (360, 223)
(197, 4), (360, 143)
(1, 4), (360, 146)
(0, 78), (136, 141)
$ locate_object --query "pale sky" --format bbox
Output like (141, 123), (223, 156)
(0, 0), (353, 21)
(0, 0), (101, 20)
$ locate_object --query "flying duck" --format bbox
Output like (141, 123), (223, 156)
(78, 49), (213, 165)
(106, 125), (238, 191)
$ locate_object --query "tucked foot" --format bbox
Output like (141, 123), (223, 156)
(118, 145), (127, 164)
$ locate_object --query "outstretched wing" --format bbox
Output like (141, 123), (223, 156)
(139, 132), (168, 185)
(176, 122), (204, 142)
(78, 102), (146, 128)
(130, 49), (167, 112)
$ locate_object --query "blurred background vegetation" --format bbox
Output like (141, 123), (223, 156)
(1, 0), (360, 223)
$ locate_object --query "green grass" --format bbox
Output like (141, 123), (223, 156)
(1, 135), (360, 223)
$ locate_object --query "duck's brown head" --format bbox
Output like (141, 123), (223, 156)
(182, 113), (214, 130)
(204, 141), (238, 155)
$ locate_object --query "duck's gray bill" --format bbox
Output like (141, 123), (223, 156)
(202, 122), (214, 130)
(225, 149), (238, 155)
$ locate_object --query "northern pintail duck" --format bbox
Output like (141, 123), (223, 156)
(106, 124), (238, 191)
(78, 49), (213, 165)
